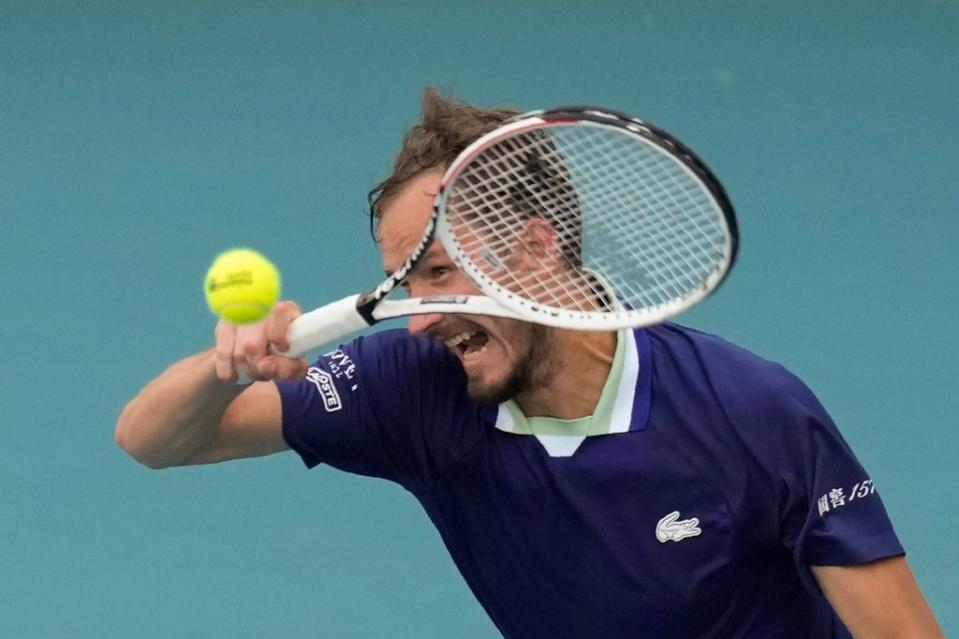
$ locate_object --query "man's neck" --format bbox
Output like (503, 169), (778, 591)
(514, 329), (617, 419)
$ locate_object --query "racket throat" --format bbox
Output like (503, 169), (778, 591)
(355, 291), (383, 326)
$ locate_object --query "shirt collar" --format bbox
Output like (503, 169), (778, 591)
(484, 327), (652, 435)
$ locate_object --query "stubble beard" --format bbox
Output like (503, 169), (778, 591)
(465, 322), (555, 405)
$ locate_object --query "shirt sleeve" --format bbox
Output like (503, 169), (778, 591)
(275, 330), (482, 492)
(769, 379), (904, 567)
(718, 352), (905, 588)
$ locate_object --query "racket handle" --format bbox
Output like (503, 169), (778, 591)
(281, 294), (370, 357)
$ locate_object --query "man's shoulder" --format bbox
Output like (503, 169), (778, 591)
(644, 322), (820, 423)
(344, 328), (454, 365)
(334, 328), (468, 393)
(646, 323), (795, 380)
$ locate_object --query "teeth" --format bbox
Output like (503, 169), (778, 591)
(445, 331), (476, 348)
(462, 343), (487, 361)
(443, 330), (488, 362)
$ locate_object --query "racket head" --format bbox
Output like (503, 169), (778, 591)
(433, 106), (738, 330)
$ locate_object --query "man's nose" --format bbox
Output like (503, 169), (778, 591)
(408, 313), (444, 335)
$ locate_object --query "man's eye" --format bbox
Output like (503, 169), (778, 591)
(431, 266), (451, 278)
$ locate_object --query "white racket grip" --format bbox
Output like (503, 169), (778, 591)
(281, 294), (371, 357)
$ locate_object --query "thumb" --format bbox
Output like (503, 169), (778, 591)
(256, 354), (308, 380)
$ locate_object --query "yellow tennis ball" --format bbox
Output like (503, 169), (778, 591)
(204, 248), (281, 324)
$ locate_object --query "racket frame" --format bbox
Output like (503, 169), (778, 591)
(284, 106), (739, 356)
(433, 106), (739, 330)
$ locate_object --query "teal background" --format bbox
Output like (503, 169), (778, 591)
(2, 1), (957, 636)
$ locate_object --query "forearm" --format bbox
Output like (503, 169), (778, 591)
(115, 348), (245, 468)
(813, 557), (944, 638)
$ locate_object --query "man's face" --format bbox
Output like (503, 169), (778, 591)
(378, 169), (555, 404)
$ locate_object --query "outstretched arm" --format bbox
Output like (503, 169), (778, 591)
(115, 301), (307, 468)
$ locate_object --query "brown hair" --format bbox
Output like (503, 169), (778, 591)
(367, 88), (520, 241)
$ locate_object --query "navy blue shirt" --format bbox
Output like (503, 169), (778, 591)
(277, 324), (903, 638)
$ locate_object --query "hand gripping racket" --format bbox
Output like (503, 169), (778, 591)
(284, 106), (738, 357)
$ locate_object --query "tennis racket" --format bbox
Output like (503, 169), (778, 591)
(283, 106), (738, 357)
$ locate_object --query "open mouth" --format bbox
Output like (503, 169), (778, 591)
(444, 330), (490, 361)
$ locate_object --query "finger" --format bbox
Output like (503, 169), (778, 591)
(214, 320), (238, 381)
(275, 356), (309, 380)
(265, 300), (302, 353)
(257, 354), (309, 380)
(238, 322), (268, 376)
(227, 322), (262, 382)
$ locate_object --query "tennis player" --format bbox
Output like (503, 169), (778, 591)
(116, 90), (943, 637)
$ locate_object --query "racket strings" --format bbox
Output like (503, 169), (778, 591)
(568, 130), (724, 307)
(450, 134), (604, 313)
(444, 121), (727, 315)
(594, 161), (718, 304)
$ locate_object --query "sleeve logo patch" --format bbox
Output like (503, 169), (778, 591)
(306, 367), (343, 412)
(817, 478), (877, 517)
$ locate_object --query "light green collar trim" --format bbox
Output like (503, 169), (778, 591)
(493, 327), (639, 438)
